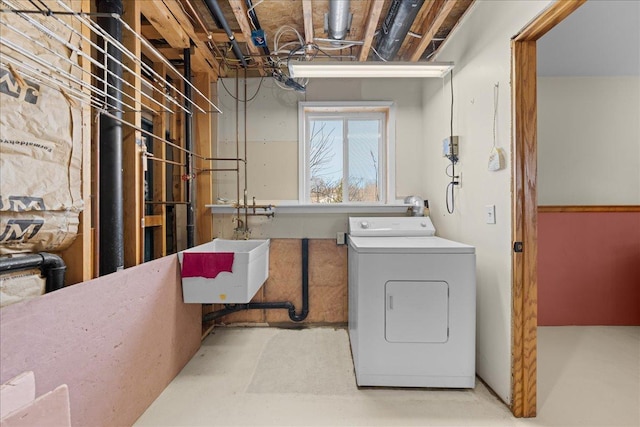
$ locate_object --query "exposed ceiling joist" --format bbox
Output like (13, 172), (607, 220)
(408, 0), (458, 62)
(396, 0), (442, 60)
(302, 0), (314, 46)
(228, 0), (267, 76)
(141, 23), (163, 41)
(161, 0), (220, 78)
(140, 1), (190, 49)
(358, 0), (386, 62)
(206, 30), (247, 44)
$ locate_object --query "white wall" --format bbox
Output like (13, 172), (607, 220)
(214, 77), (424, 238)
(421, 0), (553, 403)
(538, 77), (640, 205)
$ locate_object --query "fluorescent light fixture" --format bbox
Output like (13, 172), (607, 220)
(288, 61), (454, 78)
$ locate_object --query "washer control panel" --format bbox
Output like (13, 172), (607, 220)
(349, 217), (436, 237)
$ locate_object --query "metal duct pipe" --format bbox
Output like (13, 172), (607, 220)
(328, 0), (351, 41)
(374, 0), (425, 61)
(184, 47), (195, 248)
(202, 0), (248, 68)
(0, 253), (66, 293)
(97, 0), (124, 274)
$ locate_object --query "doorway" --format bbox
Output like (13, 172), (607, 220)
(510, 0), (586, 418)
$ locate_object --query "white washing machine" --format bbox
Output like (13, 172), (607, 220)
(347, 216), (476, 388)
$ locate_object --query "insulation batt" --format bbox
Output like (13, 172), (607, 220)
(0, 1), (84, 254)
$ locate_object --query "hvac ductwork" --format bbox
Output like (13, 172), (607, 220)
(327, 0), (351, 42)
(374, 0), (425, 61)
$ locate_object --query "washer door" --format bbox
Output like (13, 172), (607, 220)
(385, 281), (449, 343)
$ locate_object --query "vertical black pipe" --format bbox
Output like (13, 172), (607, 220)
(184, 47), (195, 248)
(97, 0), (124, 274)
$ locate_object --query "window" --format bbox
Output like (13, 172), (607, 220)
(298, 102), (395, 204)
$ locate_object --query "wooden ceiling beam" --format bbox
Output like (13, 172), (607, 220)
(205, 30), (247, 44)
(161, 0), (219, 79)
(228, 0), (267, 76)
(139, 1), (190, 49)
(358, 0), (385, 61)
(408, 0), (458, 62)
(302, 0), (314, 46)
(141, 23), (163, 41)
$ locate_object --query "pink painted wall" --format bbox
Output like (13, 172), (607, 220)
(0, 255), (201, 426)
(538, 211), (640, 325)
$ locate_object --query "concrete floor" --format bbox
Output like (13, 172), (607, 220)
(135, 326), (640, 427)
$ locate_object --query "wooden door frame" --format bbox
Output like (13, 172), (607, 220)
(510, 0), (586, 418)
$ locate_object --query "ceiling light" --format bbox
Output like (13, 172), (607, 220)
(288, 61), (454, 78)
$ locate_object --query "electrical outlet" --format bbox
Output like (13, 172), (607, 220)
(336, 232), (346, 245)
(485, 205), (496, 224)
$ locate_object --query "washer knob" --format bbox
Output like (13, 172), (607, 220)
(360, 221), (370, 229)
(421, 221), (428, 227)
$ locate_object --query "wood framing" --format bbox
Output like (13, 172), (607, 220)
(358, 0), (385, 61)
(302, 0), (314, 46)
(139, 1), (190, 49)
(60, 0), (93, 283)
(122, 0), (143, 267)
(161, 0), (219, 79)
(152, 61), (168, 259)
(409, 0), (457, 62)
(228, 0), (266, 76)
(194, 73), (214, 245)
(510, 0), (586, 418)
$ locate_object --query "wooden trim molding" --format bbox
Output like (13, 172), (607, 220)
(510, 0), (585, 419)
(511, 38), (538, 419)
(538, 205), (640, 213)
(514, 0), (587, 41)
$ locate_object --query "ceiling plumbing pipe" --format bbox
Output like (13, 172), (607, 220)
(327, 0), (351, 43)
(374, 0), (425, 61)
(203, 238), (310, 322)
(0, 253), (66, 293)
(202, 0), (248, 68)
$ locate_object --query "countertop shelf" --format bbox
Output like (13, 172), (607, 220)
(207, 203), (412, 215)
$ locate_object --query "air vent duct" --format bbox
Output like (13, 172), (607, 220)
(374, 0), (425, 61)
(326, 0), (352, 43)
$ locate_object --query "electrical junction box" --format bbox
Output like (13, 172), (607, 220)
(442, 136), (459, 159)
(251, 29), (267, 47)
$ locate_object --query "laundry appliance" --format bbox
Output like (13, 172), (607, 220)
(347, 216), (476, 388)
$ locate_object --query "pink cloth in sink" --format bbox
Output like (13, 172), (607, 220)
(181, 252), (234, 279)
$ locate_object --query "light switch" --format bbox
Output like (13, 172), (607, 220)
(485, 205), (496, 224)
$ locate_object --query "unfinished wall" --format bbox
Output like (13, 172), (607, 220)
(0, 255), (201, 426)
(420, 0), (553, 404)
(208, 239), (347, 325)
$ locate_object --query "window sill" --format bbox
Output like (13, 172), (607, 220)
(206, 202), (410, 215)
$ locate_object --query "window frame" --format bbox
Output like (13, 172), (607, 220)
(298, 101), (396, 205)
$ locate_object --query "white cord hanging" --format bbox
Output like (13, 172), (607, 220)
(488, 82), (505, 171)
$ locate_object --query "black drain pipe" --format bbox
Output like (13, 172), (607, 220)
(184, 47), (195, 248)
(0, 253), (66, 293)
(203, 0), (248, 68)
(97, 0), (124, 274)
(204, 238), (310, 322)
